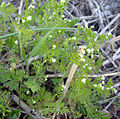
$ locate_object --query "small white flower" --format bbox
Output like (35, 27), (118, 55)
(72, 37), (76, 40)
(88, 67), (92, 70)
(79, 53), (84, 58)
(15, 40), (18, 45)
(61, 0), (66, 3)
(1, 2), (5, 6)
(85, 64), (88, 66)
(11, 63), (16, 68)
(108, 32), (112, 36)
(101, 86), (104, 90)
(58, 30), (61, 33)
(32, 109), (35, 112)
(102, 81), (105, 85)
(94, 31), (97, 34)
(49, 35), (52, 38)
(94, 84), (97, 87)
(101, 75), (105, 80)
(91, 25), (94, 28)
(49, 16), (52, 19)
(99, 84), (104, 90)
(81, 78), (86, 83)
(91, 54), (94, 59)
(106, 87), (110, 90)
(87, 49), (91, 54)
(27, 16), (32, 21)
(68, 19), (72, 22)
(26, 90), (30, 94)
(10, 68), (12, 70)
(62, 85), (66, 89)
(22, 19), (25, 23)
(111, 86), (113, 89)
(83, 66), (85, 68)
(51, 58), (56, 63)
(91, 48), (94, 53)
(62, 15), (65, 18)
(52, 45), (56, 49)
(53, 12), (55, 15)
(30, 4), (35, 9)
(80, 58), (85, 62)
(33, 100), (36, 104)
(113, 88), (117, 93)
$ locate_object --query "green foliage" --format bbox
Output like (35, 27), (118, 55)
(0, 0), (116, 118)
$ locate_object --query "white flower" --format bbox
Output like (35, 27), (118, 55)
(1, 2), (5, 6)
(106, 87), (110, 90)
(83, 66), (85, 68)
(94, 31), (97, 34)
(10, 68), (12, 70)
(102, 81), (105, 85)
(51, 58), (56, 63)
(72, 37), (76, 40)
(61, 0), (66, 3)
(52, 45), (56, 49)
(26, 90), (30, 94)
(101, 75), (105, 80)
(62, 85), (66, 89)
(79, 53), (84, 58)
(27, 16), (32, 21)
(99, 84), (104, 90)
(94, 84), (97, 87)
(78, 46), (86, 54)
(91, 48), (94, 53)
(45, 76), (48, 81)
(49, 16), (52, 19)
(22, 19), (25, 23)
(29, 4), (35, 9)
(49, 35), (52, 38)
(80, 58), (85, 62)
(33, 100), (36, 104)
(91, 25), (94, 28)
(81, 78), (86, 83)
(53, 12), (55, 15)
(108, 32), (112, 36)
(58, 30), (61, 33)
(85, 64), (88, 66)
(87, 49), (91, 54)
(15, 40), (18, 45)
(88, 67), (92, 70)
(67, 19), (72, 22)
(62, 15), (65, 18)
(113, 88), (117, 93)
(91, 54), (94, 59)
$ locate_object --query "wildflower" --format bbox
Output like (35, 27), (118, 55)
(99, 84), (104, 90)
(79, 53), (84, 58)
(108, 32), (112, 36)
(51, 58), (56, 63)
(78, 46), (86, 54)
(81, 58), (85, 62)
(62, 85), (66, 89)
(58, 30), (61, 33)
(26, 90), (30, 94)
(45, 76), (47, 81)
(91, 48), (94, 53)
(83, 66), (85, 68)
(29, 4), (35, 9)
(113, 88), (117, 93)
(22, 19), (25, 23)
(68, 19), (72, 22)
(1, 2), (5, 6)
(81, 78), (86, 83)
(27, 16), (32, 21)
(62, 15), (65, 18)
(10, 68), (12, 70)
(91, 54), (94, 59)
(85, 64), (88, 66)
(102, 81), (105, 85)
(53, 12), (55, 15)
(15, 40), (18, 45)
(49, 35), (52, 38)
(72, 37), (76, 40)
(61, 0), (66, 3)
(106, 87), (110, 90)
(52, 45), (56, 49)
(87, 48), (91, 54)
(94, 84), (97, 87)
(49, 16), (52, 19)
(88, 67), (92, 70)
(33, 100), (36, 104)
(91, 25), (94, 28)
(101, 75), (105, 80)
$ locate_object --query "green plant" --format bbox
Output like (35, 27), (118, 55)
(0, 0), (116, 118)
